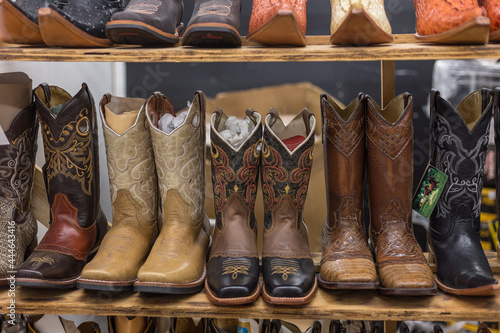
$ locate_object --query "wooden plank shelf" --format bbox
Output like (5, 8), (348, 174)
(1, 35), (500, 63)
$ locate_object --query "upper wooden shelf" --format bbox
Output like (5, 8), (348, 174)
(1, 35), (500, 63)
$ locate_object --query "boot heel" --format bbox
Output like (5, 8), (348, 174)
(24, 236), (38, 260)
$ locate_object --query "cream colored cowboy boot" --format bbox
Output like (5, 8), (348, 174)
(135, 91), (211, 294)
(78, 95), (159, 291)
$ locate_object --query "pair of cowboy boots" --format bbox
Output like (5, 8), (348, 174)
(428, 88), (499, 296)
(206, 107), (317, 305)
(319, 93), (436, 295)
(0, 72), (38, 286)
(13, 82), (108, 288)
(78, 91), (210, 294)
(414, 0), (500, 44)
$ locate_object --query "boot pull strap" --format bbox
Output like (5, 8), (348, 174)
(494, 88), (500, 125)
(320, 94), (328, 144)
(40, 82), (51, 103)
(268, 108), (280, 128)
(213, 107), (223, 129)
(99, 93), (112, 118)
(245, 108), (259, 126)
(301, 108), (314, 135)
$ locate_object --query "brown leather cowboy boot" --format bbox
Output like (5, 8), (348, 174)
(318, 94), (377, 290)
(108, 316), (156, 333)
(134, 91), (210, 294)
(0, 72), (38, 285)
(366, 93), (435, 295)
(205, 108), (262, 305)
(16, 83), (108, 288)
(78, 95), (159, 291)
(261, 108), (317, 305)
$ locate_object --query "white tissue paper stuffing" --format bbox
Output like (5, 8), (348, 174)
(220, 116), (253, 149)
(158, 110), (189, 134)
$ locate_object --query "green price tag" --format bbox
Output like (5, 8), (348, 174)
(412, 164), (448, 219)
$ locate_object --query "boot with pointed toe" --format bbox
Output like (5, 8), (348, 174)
(0, 72), (38, 286)
(261, 108), (317, 305)
(205, 108), (262, 305)
(430, 89), (499, 295)
(78, 95), (159, 292)
(134, 91), (210, 294)
(16, 83), (108, 289)
(106, 0), (184, 45)
(0, 0), (48, 44)
(366, 93), (436, 296)
(318, 94), (377, 290)
(248, 0), (308, 46)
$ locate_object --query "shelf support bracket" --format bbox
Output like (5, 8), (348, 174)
(381, 60), (395, 108)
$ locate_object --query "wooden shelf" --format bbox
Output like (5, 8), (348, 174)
(1, 35), (500, 63)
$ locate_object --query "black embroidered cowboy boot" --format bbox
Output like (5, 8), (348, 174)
(261, 108), (317, 305)
(0, 72), (38, 286)
(205, 108), (262, 305)
(16, 83), (108, 288)
(430, 89), (499, 295)
(182, 0), (242, 47)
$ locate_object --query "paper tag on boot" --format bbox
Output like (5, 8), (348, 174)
(0, 124), (8, 145)
(412, 164), (448, 219)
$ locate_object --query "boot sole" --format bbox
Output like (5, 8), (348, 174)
(181, 23), (241, 48)
(134, 266), (206, 294)
(15, 276), (79, 289)
(204, 279), (261, 305)
(317, 273), (379, 290)
(38, 7), (112, 47)
(330, 7), (393, 46)
(247, 9), (306, 46)
(0, 0), (44, 44)
(378, 281), (437, 296)
(261, 276), (317, 305)
(106, 20), (182, 45)
(77, 278), (136, 292)
(415, 17), (490, 45)
(435, 278), (500, 296)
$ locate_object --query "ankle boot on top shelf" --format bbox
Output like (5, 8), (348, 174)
(429, 89), (499, 295)
(0, 0), (47, 44)
(413, 0), (490, 44)
(78, 95), (159, 291)
(318, 94), (377, 290)
(329, 0), (393, 45)
(366, 93), (436, 296)
(182, 0), (242, 47)
(205, 108), (262, 305)
(106, 0), (183, 45)
(134, 91), (210, 294)
(37, 0), (128, 47)
(16, 83), (109, 289)
(247, 0), (308, 46)
(261, 108), (317, 305)
(0, 72), (38, 286)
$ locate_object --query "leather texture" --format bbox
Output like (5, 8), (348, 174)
(429, 89), (498, 290)
(0, 78), (38, 281)
(248, 0), (307, 35)
(136, 92), (210, 290)
(482, 0), (500, 32)
(5, 0), (50, 24)
(413, 0), (486, 36)
(16, 83), (108, 286)
(79, 96), (158, 288)
(109, 316), (156, 333)
(330, 0), (391, 35)
(366, 94), (434, 290)
(206, 108), (261, 302)
(319, 94), (377, 285)
(496, 89), (500, 259)
(261, 109), (316, 302)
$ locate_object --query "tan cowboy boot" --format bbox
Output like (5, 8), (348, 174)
(135, 91), (211, 294)
(78, 95), (159, 291)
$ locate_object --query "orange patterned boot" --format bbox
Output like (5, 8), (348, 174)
(481, 0), (500, 41)
(247, 0), (307, 46)
(413, 0), (490, 44)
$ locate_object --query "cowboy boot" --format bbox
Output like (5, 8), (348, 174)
(261, 108), (317, 305)
(205, 108), (262, 305)
(134, 91), (210, 294)
(247, 0), (308, 46)
(106, 0), (183, 45)
(318, 94), (377, 290)
(413, 0), (490, 44)
(78, 95), (159, 291)
(429, 89), (499, 295)
(108, 316), (156, 333)
(481, 0), (500, 41)
(182, 0), (242, 47)
(0, 72), (38, 285)
(16, 83), (108, 288)
(496, 88), (500, 259)
(0, 0), (48, 44)
(366, 93), (435, 295)
(329, 0), (393, 45)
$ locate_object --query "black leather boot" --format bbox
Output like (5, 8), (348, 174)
(429, 89), (499, 295)
(37, 0), (127, 47)
(495, 88), (500, 259)
(0, 0), (49, 44)
(106, 0), (184, 45)
(182, 0), (242, 47)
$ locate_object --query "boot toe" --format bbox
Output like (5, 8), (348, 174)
(455, 272), (498, 289)
(320, 258), (377, 283)
(379, 263), (434, 289)
(262, 257), (315, 298)
(206, 257), (259, 299)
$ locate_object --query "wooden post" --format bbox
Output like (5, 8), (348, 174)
(381, 60), (396, 108)
(384, 321), (398, 333)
